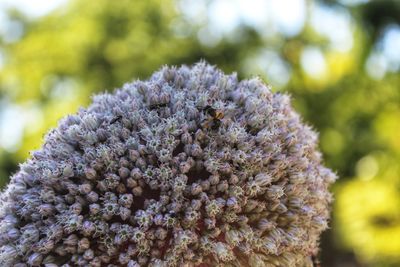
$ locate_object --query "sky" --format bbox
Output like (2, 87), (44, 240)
(0, 0), (68, 17)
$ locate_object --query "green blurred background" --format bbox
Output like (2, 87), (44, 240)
(0, 0), (399, 266)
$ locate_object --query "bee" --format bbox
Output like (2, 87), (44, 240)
(201, 105), (224, 130)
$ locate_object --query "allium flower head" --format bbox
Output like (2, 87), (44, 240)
(0, 62), (336, 266)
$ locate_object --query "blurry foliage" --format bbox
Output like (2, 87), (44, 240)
(0, 0), (400, 266)
(336, 179), (400, 265)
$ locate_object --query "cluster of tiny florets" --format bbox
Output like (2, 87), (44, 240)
(0, 62), (336, 266)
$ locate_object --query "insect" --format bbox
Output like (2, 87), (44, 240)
(201, 105), (224, 130)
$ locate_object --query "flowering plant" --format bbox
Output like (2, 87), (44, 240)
(0, 62), (335, 266)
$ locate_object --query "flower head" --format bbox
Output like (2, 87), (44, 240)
(0, 62), (335, 266)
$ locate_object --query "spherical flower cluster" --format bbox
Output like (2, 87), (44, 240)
(0, 62), (336, 266)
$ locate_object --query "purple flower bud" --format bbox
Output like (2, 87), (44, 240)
(27, 252), (43, 266)
(84, 167), (97, 180)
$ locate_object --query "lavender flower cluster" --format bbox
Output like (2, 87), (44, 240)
(0, 62), (336, 266)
